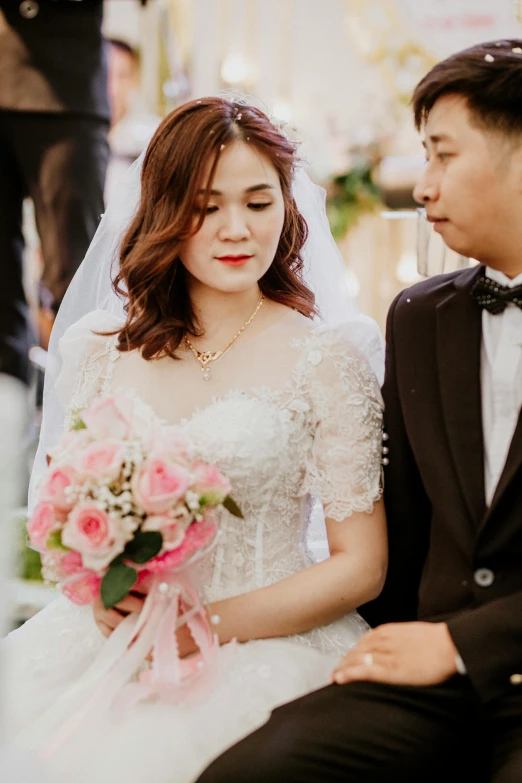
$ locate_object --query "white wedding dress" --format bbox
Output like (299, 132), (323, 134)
(3, 307), (383, 783)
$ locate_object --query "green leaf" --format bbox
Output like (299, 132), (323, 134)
(223, 495), (243, 519)
(123, 530), (163, 564)
(47, 530), (69, 551)
(71, 416), (87, 431)
(101, 562), (137, 609)
(23, 546), (42, 581)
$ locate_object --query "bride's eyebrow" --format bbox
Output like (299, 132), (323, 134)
(197, 184), (275, 196)
(244, 184), (275, 194)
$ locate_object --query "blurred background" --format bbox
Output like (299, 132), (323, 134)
(103, 0), (520, 328)
(1, 0), (521, 630)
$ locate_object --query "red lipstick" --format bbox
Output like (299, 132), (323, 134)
(216, 255), (252, 266)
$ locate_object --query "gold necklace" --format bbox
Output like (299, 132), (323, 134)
(184, 294), (265, 381)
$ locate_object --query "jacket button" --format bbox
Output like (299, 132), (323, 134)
(510, 674), (522, 686)
(19, 1), (39, 19)
(474, 568), (494, 587)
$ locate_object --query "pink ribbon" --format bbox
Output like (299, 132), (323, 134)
(116, 572), (224, 709)
(20, 568), (228, 762)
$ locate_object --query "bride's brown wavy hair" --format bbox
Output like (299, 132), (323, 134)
(112, 97), (316, 360)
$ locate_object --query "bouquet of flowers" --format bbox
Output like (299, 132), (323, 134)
(28, 392), (241, 611)
(26, 393), (241, 729)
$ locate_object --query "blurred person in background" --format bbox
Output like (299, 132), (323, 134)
(0, 0), (110, 376)
(0, 373), (27, 638)
(105, 37), (160, 203)
(108, 39), (139, 131)
(0, 372), (38, 781)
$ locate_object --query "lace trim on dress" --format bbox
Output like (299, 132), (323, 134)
(63, 334), (120, 430)
(292, 327), (384, 521)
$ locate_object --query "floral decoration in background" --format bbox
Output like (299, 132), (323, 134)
(326, 143), (383, 239)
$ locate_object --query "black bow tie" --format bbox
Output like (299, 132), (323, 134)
(470, 276), (522, 315)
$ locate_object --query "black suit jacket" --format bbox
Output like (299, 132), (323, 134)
(0, 0), (109, 120)
(359, 265), (522, 704)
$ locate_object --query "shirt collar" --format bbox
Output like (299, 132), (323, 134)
(485, 266), (522, 288)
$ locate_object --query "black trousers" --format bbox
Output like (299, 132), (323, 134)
(197, 679), (522, 783)
(0, 110), (109, 384)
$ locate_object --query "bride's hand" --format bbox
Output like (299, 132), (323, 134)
(170, 605), (217, 659)
(92, 593), (145, 638)
(93, 593), (212, 657)
(175, 622), (199, 659)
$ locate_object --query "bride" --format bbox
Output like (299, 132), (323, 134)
(4, 97), (386, 783)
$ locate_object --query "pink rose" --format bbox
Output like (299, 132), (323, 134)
(56, 550), (84, 578)
(62, 504), (133, 570)
(52, 429), (92, 460)
(40, 549), (82, 583)
(62, 571), (102, 605)
(42, 550), (84, 580)
(132, 459), (190, 514)
(27, 501), (60, 550)
(193, 463), (231, 505)
(142, 518), (216, 573)
(76, 440), (125, 482)
(40, 550), (102, 605)
(40, 465), (78, 512)
(82, 396), (131, 440)
(142, 509), (191, 551)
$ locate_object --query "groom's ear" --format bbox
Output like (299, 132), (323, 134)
(510, 142), (522, 192)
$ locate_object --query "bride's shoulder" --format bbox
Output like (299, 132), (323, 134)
(55, 311), (125, 411)
(298, 316), (382, 364)
(292, 316), (384, 395)
(58, 310), (124, 360)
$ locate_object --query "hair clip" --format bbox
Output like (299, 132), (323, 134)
(512, 47), (522, 54)
(236, 113), (243, 121)
(484, 54), (495, 63)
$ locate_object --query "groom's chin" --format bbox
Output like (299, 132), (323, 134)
(435, 228), (473, 261)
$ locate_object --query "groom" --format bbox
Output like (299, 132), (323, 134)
(197, 40), (522, 782)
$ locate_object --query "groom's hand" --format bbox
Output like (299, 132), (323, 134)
(332, 622), (459, 687)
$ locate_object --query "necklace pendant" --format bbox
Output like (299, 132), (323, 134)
(185, 294), (264, 381)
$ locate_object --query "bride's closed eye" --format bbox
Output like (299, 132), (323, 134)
(192, 205), (218, 215)
(196, 202), (272, 215)
(248, 202), (272, 210)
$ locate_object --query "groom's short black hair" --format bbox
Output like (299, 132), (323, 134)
(413, 40), (522, 136)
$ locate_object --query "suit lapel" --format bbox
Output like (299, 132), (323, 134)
(483, 410), (522, 522)
(436, 266), (486, 524)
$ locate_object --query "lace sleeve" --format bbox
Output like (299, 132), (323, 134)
(55, 310), (122, 429)
(299, 326), (384, 521)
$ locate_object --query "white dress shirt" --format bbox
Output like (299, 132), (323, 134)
(481, 267), (522, 506)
